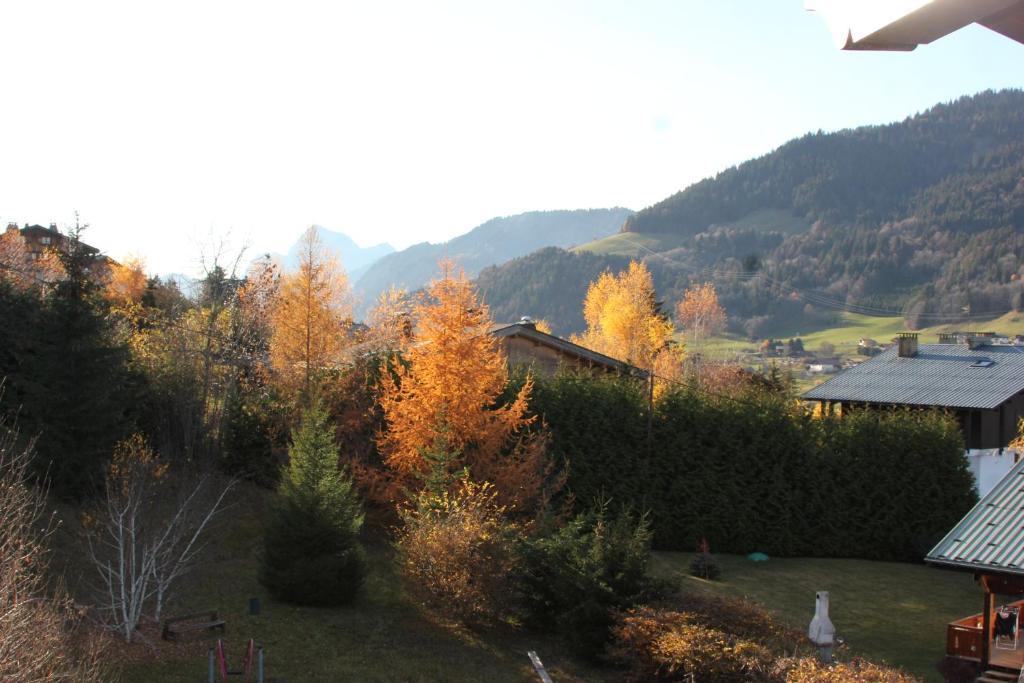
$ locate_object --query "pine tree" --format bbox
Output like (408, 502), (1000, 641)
(28, 221), (135, 499)
(261, 403), (365, 605)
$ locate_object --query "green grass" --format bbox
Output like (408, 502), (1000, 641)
(694, 310), (1024, 360)
(571, 231), (690, 258)
(115, 489), (610, 683)
(108, 489), (983, 682)
(651, 553), (980, 682)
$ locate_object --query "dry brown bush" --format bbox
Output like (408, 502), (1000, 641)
(773, 656), (917, 682)
(0, 425), (109, 681)
(607, 606), (773, 682)
(395, 479), (521, 624)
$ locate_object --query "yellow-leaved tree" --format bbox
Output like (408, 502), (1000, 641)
(269, 227), (351, 401)
(365, 286), (414, 352)
(104, 256), (148, 308)
(573, 260), (683, 390)
(372, 262), (555, 513)
(676, 281), (727, 347)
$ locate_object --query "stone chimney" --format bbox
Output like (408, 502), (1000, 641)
(895, 332), (918, 358)
(518, 316), (537, 330)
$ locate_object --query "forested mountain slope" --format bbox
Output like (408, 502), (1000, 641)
(479, 90), (1024, 336)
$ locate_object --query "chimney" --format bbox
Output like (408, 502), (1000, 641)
(5, 222), (18, 234)
(895, 332), (918, 358)
(518, 316), (537, 330)
(48, 222), (58, 232)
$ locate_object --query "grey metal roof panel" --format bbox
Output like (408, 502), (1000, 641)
(489, 323), (645, 375)
(801, 344), (1024, 409)
(926, 458), (1024, 575)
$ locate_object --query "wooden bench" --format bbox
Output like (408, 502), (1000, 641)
(162, 611), (227, 641)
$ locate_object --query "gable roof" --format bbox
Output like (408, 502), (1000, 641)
(489, 323), (645, 376)
(926, 457), (1024, 575)
(801, 343), (1024, 410)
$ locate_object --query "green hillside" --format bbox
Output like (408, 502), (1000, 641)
(696, 310), (1024, 360)
(479, 90), (1024, 337)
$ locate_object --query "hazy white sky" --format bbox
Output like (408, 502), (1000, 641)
(1, 1), (1022, 276)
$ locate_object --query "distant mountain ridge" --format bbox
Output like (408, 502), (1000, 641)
(353, 208), (632, 315)
(279, 226), (394, 282)
(476, 90), (1024, 337)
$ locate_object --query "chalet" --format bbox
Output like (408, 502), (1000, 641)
(802, 333), (1024, 493)
(5, 222), (110, 280)
(926, 458), (1024, 677)
(490, 318), (644, 377)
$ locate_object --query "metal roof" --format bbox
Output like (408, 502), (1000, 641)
(801, 344), (1024, 410)
(489, 322), (645, 376)
(927, 457), (1024, 575)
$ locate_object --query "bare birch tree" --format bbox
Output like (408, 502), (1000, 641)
(86, 434), (235, 641)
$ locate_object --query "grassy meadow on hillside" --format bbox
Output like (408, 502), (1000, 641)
(692, 310), (1024, 360)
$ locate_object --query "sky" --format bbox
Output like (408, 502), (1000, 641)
(1, 1), (1022, 277)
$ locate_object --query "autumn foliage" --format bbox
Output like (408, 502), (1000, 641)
(396, 479), (519, 623)
(373, 262), (555, 513)
(676, 281), (727, 345)
(573, 260), (683, 391)
(104, 256), (148, 307)
(270, 227), (352, 400)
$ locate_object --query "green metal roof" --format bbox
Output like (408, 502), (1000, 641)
(926, 458), (1024, 575)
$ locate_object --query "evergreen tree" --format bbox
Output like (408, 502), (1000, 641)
(28, 222), (135, 499)
(261, 403), (365, 605)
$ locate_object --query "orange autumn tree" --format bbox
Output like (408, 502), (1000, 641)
(269, 227), (351, 401)
(104, 257), (148, 308)
(676, 281), (726, 346)
(573, 260), (683, 391)
(374, 262), (554, 513)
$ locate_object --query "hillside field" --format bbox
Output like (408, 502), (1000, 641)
(694, 310), (1024, 360)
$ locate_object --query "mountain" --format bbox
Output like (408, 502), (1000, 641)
(281, 226), (394, 282)
(353, 208), (632, 315)
(476, 90), (1024, 338)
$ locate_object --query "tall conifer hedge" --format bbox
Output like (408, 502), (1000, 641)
(525, 370), (975, 561)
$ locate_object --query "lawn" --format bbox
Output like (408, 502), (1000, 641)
(651, 552), (980, 682)
(112, 489), (611, 683)
(106, 488), (982, 682)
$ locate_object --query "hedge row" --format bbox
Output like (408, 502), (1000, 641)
(526, 371), (976, 561)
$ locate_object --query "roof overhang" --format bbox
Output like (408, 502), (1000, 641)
(806, 0), (1024, 50)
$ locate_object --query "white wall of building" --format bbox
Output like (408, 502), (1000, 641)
(967, 448), (1019, 496)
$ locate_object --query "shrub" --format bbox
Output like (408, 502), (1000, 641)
(220, 389), (282, 488)
(261, 403), (365, 605)
(0, 421), (107, 680)
(395, 478), (521, 624)
(608, 606), (773, 682)
(773, 657), (917, 682)
(690, 539), (722, 580)
(519, 502), (659, 657)
(669, 593), (797, 645)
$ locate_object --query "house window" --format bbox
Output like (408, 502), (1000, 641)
(40, 236), (52, 245)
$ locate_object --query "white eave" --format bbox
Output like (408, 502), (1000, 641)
(806, 0), (1024, 50)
